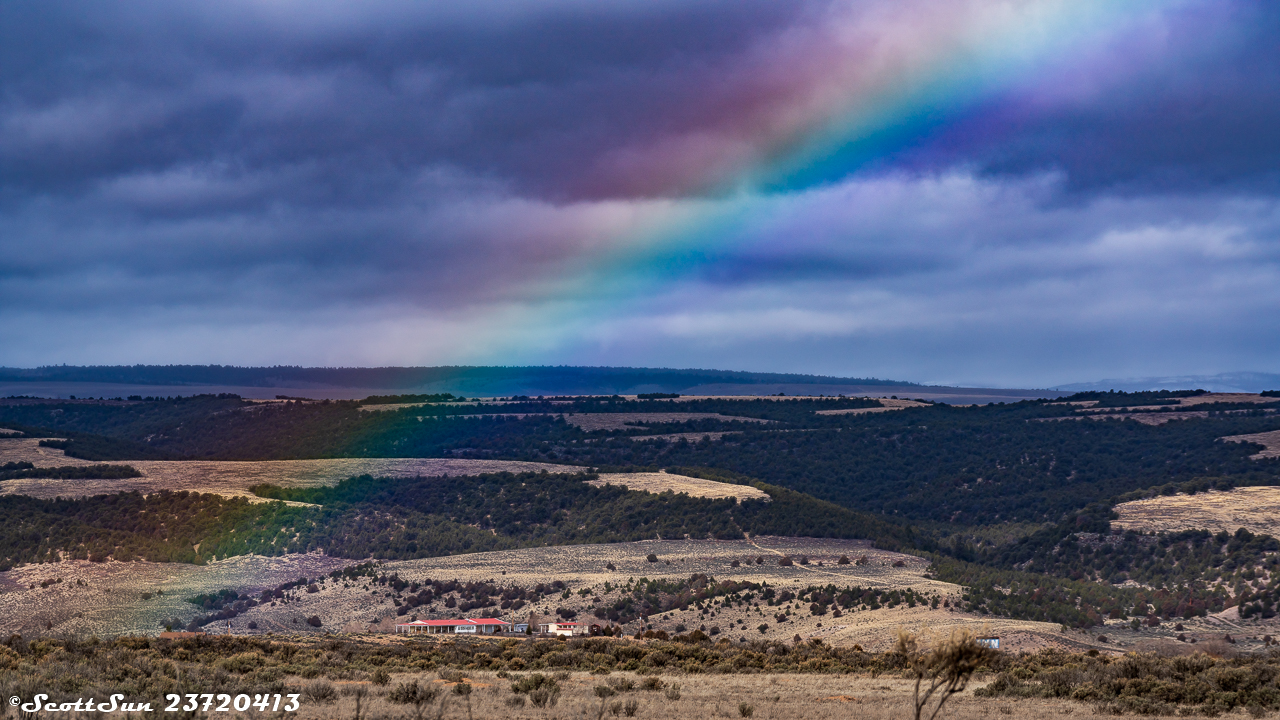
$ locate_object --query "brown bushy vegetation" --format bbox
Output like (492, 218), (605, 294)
(977, 647), (1280, 716)
(5, 633), (1280, 716)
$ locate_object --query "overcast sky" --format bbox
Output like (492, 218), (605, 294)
(3, 0), (1279, 387)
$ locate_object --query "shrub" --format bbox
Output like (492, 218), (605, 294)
(739, 702), (755, 717)
(665, 683), (682, 701)
(641, 677), (665, 691)
(512, 673), (559, 696)
(607, 677), (636, 692)
(388, 680), (441, 716)
(306, 615), (322, 627)
(646, 554), (658, 563)
(623, 699), (639, 717)
(530, 687), (559, 708)
(838, 555), (851, 565)
(216, 652), (264, 674)
(897, 629), (997, 720)
(302, 681), (337, 705)
(778, 557), (793, 567)
(371, 668), (390, 686)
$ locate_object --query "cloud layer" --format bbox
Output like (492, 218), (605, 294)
(2, 0), (1280, 386)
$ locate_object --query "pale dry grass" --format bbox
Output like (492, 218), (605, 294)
(1177, 392), (1277, 406)
(0, 438), (98, 466)
(359, 410), (772, 431)
(588, 471), (770, 503)
(0, 554), (350, 637)
(1221, 429), (1280, 459)
(1076, 411), (1210, 425)
(0, 537), (1007, 647)
(564, 413), (771, 432)
(1114, 486), (1280, 535)
(284, 538), (1058, 653)
(269, 670), (1139, 720)
(815, 399), (930, 416)
(0, 439), (585, 500)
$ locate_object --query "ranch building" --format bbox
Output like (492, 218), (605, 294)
(394, 618), (512, 635)
(537, 621), (580, 637)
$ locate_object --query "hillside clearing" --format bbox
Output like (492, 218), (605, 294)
(816, 398), (930, 415)
(398, 412), (771, 431)
(0, 439), (584, 500)
(1113, 486), (1280, 536)
(587, 471), (770, 502)
(1221, 429), (1280, 459)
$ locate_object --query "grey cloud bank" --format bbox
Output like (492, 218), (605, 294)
(1, 0), (1279, 385)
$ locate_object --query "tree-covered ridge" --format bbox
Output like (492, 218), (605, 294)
(533, 411), (1280, 524)
(1060, 389), (1208, 407)
(360, 393), (464, 404)
(0, 463), (140, 481)
(3, 392), (1279, 527)
(250, 470), (917, 551)
(0, 471), (915, 570)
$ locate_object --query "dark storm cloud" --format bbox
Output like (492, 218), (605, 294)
(0, 0), (809, 203)
(894, 3), (1280, 195)
(2, 0), (1280, 382)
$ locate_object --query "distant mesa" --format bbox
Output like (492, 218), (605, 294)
(0, 364), (1065, 404)
(1053, 371), (1280, 394)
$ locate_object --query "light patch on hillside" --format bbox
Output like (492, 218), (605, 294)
(0, 439), (584, 501)
(816, 399), (930, 415)
(1113, 487), (1280, 536)
(589, 471), (770, 502)
(1221, 430), (1280, 459)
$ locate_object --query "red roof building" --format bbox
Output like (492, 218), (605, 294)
(394, 618), (513, 635)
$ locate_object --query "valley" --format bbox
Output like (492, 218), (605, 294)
(1, 385), (1280, 716)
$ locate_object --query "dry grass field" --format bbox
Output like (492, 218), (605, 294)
(255, 670), (1133, 720)
(1113, 487), (1280, 536)
(587, 471), (770, 502)
(0, 553), (351, 637)
(0, 438), (585, 500)
(1222, 429), (1280, 459)
(815, 399), (930, 415)
(1045, 393), (1280, 425)
(0, 536), (1076, 653)
(562, 413), (771, 432)
(358, 409), (772, 432)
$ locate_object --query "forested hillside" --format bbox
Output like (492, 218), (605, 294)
(0, 472), (913, 570)
(4, 390), (1280, 631)
(3, 393), (1278, 527)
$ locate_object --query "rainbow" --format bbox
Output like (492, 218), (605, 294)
(472, 0), (1214, 352)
